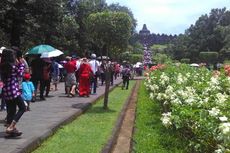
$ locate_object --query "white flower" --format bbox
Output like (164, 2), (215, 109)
(149, 92), (154, 100)
(219, 116), (228, 122)
(171, 98), (182, 105)
(203, 97), (209, 103)
(219, 122), (230, 135)
(177, 73), (187, 84)
(210, 77), (219, 85)
(165, 85), (174, 95)
(149, 84), (159, 92)
(159, 73), (169, 85)
(214, 149), (223, 153)
(216, 93), (228, 104)
(161, 112), (172, 127)
(184, 97), (195, 105)
(208, 108), (220, 117)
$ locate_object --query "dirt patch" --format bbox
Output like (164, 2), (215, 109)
(111, 80), (140, 153)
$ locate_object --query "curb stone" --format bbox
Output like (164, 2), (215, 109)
(101, 80), (141, 153)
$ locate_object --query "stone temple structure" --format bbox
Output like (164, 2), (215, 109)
(139, 24), (150, 36)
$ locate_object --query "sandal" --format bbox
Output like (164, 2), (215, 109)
(6, 128), (22, 135)
(70, 93), (75, 97)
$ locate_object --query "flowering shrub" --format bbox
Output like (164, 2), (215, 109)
(224, 65), (230, 77)
(145, 64), (230, 153)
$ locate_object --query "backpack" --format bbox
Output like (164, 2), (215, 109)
(122, 68), (130, 78)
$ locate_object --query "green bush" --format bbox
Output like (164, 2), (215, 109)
(153, 53), (172, 64)
(130, 54), (143, 64)
(199, 52), (218, 64)
(180, 58), (190, 64)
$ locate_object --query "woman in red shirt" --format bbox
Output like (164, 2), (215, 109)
(64, 57), (77, 97)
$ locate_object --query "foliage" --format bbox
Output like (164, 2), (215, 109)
(150, 44), (168, 54)
(133, 81), (187, 153)
(170, 8), (230, 63)
(129, 54), (142, 64)
(153, 53), (172, 64)
(180, 58), (190, 64)
(107, 3), (137, 34)
(131, 42), (144, 54)
(67, 0), (107, 55)
(33, 81), (135, 153)
(0, 0), (79, 54)
(145, 64), (230, 152)
(0, 0), (136, 57)
(87, 11), (132, 54)
(199, 52), (219, 64)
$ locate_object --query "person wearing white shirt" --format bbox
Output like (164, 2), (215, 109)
(89, 54), (100, 94)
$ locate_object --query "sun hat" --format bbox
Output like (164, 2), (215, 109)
(91, 54), (96, 59)
(24, 73), (31, 80)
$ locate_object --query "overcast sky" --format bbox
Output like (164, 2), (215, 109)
(106, 0), (230, 35)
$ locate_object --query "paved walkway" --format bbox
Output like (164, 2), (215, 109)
(0, 78), (123, 153)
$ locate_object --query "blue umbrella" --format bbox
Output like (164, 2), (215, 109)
(27, 44), (56, 55)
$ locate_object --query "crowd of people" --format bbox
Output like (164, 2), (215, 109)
(0, 47), (133, 136)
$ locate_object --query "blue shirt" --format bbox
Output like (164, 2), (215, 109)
(22, 81), (35, 101)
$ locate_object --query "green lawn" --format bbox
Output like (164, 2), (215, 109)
(33, 81), (135, 153)
(132, 82), (187, 153)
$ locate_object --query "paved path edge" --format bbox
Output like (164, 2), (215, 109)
(11, 83), (121, 153)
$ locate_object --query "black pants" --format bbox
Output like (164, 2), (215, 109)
(91, 75), (97, 94)
(122, 77), (129, 89)
(40, 79), (51, 97)
(31, 78), (46, 98)
(6, 96), (26, 124)
(1, 97), (5, 110)
(101, 73), (105, 85)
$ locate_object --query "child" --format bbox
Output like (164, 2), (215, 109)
(22, 73), (35, 111)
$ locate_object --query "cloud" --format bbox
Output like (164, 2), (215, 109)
(106, 0), (230, 34)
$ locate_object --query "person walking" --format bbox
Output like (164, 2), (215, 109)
(51, 59), (60, 91)
(30, 55), (46, 101)
(0, 49), (26, 136)
(42, 58), (52, 98)
(21, 73), (35, 111)
(121, 64), (131, 90)
(64, 56), (77, 97)
(78, 58), (93, 97)
(89, 54), (100, 94)
(99, 60), (106, 86)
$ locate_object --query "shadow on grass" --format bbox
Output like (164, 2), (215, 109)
(88, 106), (116, 114)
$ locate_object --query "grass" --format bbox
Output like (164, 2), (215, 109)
(132, 81), (187, 153)
(33, 81), (135, 153)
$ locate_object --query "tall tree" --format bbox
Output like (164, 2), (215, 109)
(107, 3), (137, 34)
(67, 0), (107, 56)
(87, 11), (132, 109)
(0, 0), (30, 47)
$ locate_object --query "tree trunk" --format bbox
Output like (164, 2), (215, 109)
(103, 45), (110, 109)
(103, 65), (110, 109)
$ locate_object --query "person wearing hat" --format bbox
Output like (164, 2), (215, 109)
(21, 73), (35, 111)
(89, 53), (100, 94)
